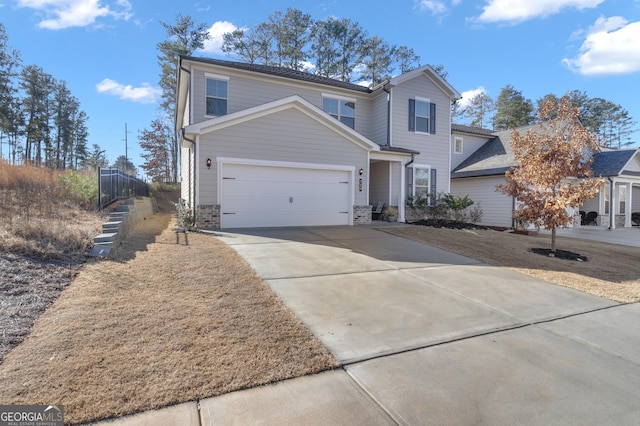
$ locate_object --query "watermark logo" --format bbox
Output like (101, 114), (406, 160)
(0, 405), (64, 426)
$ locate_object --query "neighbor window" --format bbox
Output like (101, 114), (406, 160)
(619, 186), (627, 214)
(454, 137), (463, 154)
(408, 97), (436, 134)
(322, 95), (355, 129)
(206, 74), (228, 116)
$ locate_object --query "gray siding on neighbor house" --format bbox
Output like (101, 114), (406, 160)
(582, 196), (600, 214)
(196, 107), (369, 206)
(190, 66), (374, 140)
(623, 155), (640, 173)
(451, 133), (493, 170)
(390, 74), (451, 194)
(451, 176), (513, 227)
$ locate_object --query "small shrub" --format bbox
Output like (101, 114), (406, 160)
(176, 198), (195, 229)
(468, 203), (483, 224)
(58, 170), (98, 209)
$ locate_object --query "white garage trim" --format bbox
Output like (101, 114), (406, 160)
(217, 157), (355, 228)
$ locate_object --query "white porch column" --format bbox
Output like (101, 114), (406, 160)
(625, 182), (633, 227)
(399, 160), (406, 222)
(610, 179), (617, 229)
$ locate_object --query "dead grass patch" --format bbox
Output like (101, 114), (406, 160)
(383, 226), (640, 303)
(0, 212), (338, 424)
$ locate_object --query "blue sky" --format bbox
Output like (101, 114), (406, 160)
(2, 0), (639, 176)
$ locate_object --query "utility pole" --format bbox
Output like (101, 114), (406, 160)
(123, 123), (131, 172)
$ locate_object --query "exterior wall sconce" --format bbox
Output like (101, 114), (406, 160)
(206, 158), (212, 169)
(359, 168), (364, 175)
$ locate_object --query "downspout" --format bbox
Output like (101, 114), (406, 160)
(383, 83), (391, 146)
(608, 177), (614, 230)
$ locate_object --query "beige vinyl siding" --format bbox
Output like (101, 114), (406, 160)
(391, 74), (451, 194)
(451, 133), (493, 169)
(390, 162), (402, 206)
(197, 108), (369, 206)
(180, 145), (195, 207)
(370, 92), (389, 145)
(451, 176), (513, 227)
(370, 161), (390, 206)
(191, 67), (373, 139)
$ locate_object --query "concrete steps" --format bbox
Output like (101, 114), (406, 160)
(90, 197), (155, 258)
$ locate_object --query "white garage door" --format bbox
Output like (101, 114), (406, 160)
(220, 163), (352, 228)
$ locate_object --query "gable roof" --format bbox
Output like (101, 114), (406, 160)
(181, 56), (372, 93)
(452, 123), (495, 137)
(590, 149), (640, 177)
(183, 95), (381, 152)
(452, 123), (640, 179)
(451, 125), (545, 178)
(387, 64), (461, 101)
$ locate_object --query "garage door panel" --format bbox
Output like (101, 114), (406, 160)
(220, 163), (352, 228)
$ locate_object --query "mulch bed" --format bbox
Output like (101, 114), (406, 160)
(0, 253), (83, 362)
(530, 248), (589, 262)
(409, 219), (490, 230)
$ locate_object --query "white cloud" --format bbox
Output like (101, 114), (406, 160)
(475, 0), (604, 24)
(200, 21), (238, 55)
(415, 0), (462, 15)
(17, 0), (132, 30)
(96, 78), (160, 104)
(563, 16), (640, 76)
(417, 0), (447, 14)
(457, 86), (488, 110)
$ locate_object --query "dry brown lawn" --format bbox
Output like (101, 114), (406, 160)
(383, 226), (640, 303)
(0, 208), (337, 424)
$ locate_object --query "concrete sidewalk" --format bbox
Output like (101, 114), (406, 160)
(95, 226), (640, 425)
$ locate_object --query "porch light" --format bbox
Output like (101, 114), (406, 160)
(206, 158), (212, 169)
(359, 168), (364, 175)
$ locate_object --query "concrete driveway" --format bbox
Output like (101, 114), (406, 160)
(108, 225), (640, 425)
(190, 225), (640, 425)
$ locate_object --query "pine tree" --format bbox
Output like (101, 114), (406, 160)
(493, 84), (535, 130)
(156, 14), (210, 182)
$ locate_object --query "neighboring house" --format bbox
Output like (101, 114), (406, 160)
(176, 56), (460, 229)
(450, 123), (640, 229)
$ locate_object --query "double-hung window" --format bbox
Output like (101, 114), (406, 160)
(407, 165), (437, 205)
(322, 95), (356, 129)
(408, 97), (436, 134)
(206, 73), (229, 117)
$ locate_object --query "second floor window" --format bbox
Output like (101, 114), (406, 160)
(206, 76), (228, 116)
(323, 96), (355, 129)
(409, 98), (436, 134)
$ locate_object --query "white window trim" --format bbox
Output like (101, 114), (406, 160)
(411, 164), (431, 198)
(321, 93), (356, 127)
(414, 97), (431, 135)
(205, 72), (230, 81)
(204, 74), (229, 118)
(454, 137), (463, 154)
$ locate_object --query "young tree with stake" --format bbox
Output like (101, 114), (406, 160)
(498, 94), (603, 253)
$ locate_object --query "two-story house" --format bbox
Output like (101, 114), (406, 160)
(176, 56), (460, 229)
